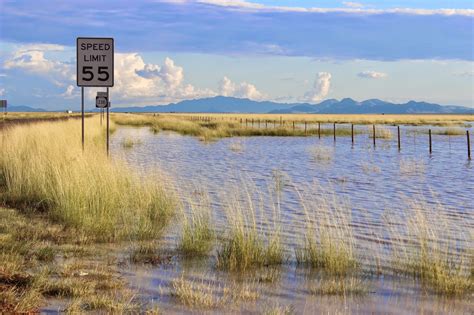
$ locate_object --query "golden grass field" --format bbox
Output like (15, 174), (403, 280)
(165, 113), (473, 125)
(2, 112), (82, 120)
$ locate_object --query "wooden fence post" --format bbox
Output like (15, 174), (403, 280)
(397, 126), (401, 151)
(429, 129), (432, 154)
(373, 125), (376, 147)
(333, 123), (336, 141)
(318, 122), (321, 139)
(351, 124), (354, 144)
(305, 122), (307, 135)
(467, 130), (471, 160)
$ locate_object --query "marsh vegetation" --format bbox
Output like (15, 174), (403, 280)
(1, 113), (472, 313)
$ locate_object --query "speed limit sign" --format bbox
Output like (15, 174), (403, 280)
(77, 37), (114, 87)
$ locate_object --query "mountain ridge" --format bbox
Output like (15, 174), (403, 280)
(111, 96), (473, 114)
(6, 97), (474, 114)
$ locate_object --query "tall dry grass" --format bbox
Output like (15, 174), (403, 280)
(0, 117), (176, 241)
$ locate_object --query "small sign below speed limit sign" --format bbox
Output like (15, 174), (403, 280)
(77, 37), (114, 87)
(96, 92), (109, 108)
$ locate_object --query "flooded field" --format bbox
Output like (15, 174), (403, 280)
(109, 124), (473, 314)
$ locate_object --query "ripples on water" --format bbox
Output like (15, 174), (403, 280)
(111, 125), (473, 314)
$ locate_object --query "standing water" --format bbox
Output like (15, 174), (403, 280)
(110, 124), (473, 314)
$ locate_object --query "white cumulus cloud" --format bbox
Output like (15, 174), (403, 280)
(3, 45), (215, 105)
(303, 72), (332, 102)
(110, 53), (214, 104)
(3, 44), (74, 85)
(60, 85), (78, 99)
(357, 71), (387, 79)
(218, 76), (264, 100)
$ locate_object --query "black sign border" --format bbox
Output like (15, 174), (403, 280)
(76, 37), (114, 87)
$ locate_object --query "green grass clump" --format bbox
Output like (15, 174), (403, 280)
(177, 195), (215, 257)
(217, 229), (284, 271)
(0, 118), (176, 241)
(178, 217), (214, 257)
(390, 200), (473, 296)
(216, 184), (285, 271)
(296, 236), (357, 276)
(295, 187), (358, 276)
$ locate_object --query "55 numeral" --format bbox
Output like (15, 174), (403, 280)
(81, 66), (110, 81)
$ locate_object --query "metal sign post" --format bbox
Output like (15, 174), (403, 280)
(1, 100), (7, 135)
(76, 37), (114, 153)
(107, 89), (110, 156)
(95, 91), (110, 154)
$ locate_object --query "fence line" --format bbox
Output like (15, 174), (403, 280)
(178, 115), (472, 159)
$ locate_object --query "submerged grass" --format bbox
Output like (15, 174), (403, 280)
(295, 186), (358, 276)
(389, 199), (473, 296)
(0, 117), (176, 241)
(178, 193), (215, 257)
(171, 275), (259, 309)
(308, 277), (368, 296)
(121, 137), (142, 148)
(216, 182), (285, 271)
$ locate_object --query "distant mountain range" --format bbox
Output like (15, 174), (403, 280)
(112, 96), (473, 114)
(7, 96), (474, 114)
(8, 105), (47, 112)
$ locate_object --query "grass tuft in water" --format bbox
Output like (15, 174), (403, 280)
(216, 181), (285, 271)
(308, 277), (368, 296)
(171, 275), (259, 309)
(121, 137), (142, 148)
(178, 194), (215, 257)
(295, 186), (358, 276)
(390, 199), (473, 296)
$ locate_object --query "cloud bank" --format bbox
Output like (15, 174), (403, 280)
(0, 0), (472, 60)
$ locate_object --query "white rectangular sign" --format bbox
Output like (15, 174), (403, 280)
(77, 37), (114, 87)
(0, 100), (6, 108)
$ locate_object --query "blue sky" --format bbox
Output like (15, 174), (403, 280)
(0, 0), (472, 110)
